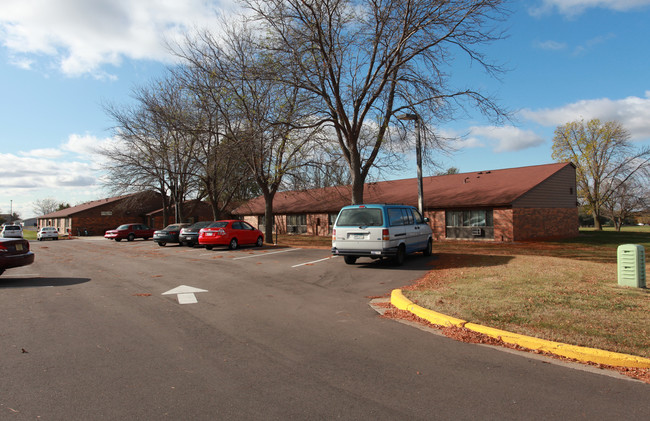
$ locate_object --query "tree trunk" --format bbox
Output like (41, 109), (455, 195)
(592, 210), (602, 230)
(263, 191), (275, 244)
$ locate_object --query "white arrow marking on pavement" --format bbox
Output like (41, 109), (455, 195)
(162, 285), (208, 304)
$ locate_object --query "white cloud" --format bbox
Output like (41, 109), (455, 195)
(0, 0), (235, 78)
(521, 92), (650, 140)
(62, 133), (113, 156)
(0, 133), (122, 217)
(467, 126), (546, 152)
(20, 148), (65, 159)
(531, 0), (650, 16)
(535, 40), (567, 51)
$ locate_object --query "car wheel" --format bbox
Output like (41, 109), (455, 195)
(186, 242), (194, 247)
(157, 242), (166, 247)
(394, 244), (406, 266)
(205, 245), (213, 250)
(229, 238), (238, 250)
(0, 269), (4, 276)
(423, 239), (432, 256)
(127, 233), (135, 242)
(37, 237), (41, 241)
(344, 256), (357, 265)
(256, 236), (263, 247)
(115, 238), (122, 242)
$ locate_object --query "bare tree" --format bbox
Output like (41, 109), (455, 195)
(603, 175), (649, 231)
(175, 22), (323, 241)
(102, 76), (202, 224)
(32, 198), (60, 216)
(552, 119), (650, 230)
(170, 53), (259, 220)
(243, 0), (508, 204)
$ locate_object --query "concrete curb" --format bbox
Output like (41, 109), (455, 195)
(391, 289), (650, 369)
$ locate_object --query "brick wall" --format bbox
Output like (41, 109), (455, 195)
(424, 210), (446, 241)
(307, 213), (330, 236)
(493, 208), (514, 242)
(512, 207), (578, 241)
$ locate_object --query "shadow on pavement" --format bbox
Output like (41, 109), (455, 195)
(0, 277), (91, 288)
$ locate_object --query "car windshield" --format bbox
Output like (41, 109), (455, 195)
(117, 224), (130, 230)
(208, 221), (229, 228)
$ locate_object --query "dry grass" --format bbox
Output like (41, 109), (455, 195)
(402, 230), (650, 359)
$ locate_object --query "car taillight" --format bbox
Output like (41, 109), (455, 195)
(216, 228), (226, 235)
(0, 244), (7, 252)
(382, 229), (390, 241)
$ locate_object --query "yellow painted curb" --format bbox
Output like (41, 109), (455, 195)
(391, 289), (650, 369)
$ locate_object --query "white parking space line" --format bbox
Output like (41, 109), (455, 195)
(291, 256), (336, 268)
(232, 248), (301, 260)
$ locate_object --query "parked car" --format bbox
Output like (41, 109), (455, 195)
(0, 237), (34, 276)
(331, 204), (433, 265)
(37, 226), (59, 241)
(104, 224), (155, 242)
(1, 224), (23, 238)
(153, 223), (190, 247)
(198, 220), (264, 250)
(178, 221), (214, 247)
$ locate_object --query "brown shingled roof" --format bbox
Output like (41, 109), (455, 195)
(37, 193), (138, 218)
(232, 162), (575, 215)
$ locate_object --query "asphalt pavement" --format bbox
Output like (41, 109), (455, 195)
(1, 238), (648, 420)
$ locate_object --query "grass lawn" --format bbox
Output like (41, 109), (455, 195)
(402, 227), (650, 359)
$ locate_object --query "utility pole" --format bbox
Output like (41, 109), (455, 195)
(397, 113), (424, 215)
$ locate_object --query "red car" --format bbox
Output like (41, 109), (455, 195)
(198, 220), (264, 250)
(104, 223), (155, 242)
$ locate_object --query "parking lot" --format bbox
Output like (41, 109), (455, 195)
(1, 238), (648, 420)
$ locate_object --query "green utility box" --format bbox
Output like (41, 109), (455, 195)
(617, 244), (646, 288)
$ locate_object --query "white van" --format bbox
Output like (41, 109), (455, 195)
(331, 204), (433, 265)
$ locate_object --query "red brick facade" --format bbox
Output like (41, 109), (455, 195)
(234, 164), (579, 242)
(37, 192), (163, 236)
(512, 207), (579, 241)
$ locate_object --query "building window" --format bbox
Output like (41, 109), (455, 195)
(287, 214), (307, 234)
(445, 209), (494, 239)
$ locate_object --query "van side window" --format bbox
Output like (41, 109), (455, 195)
(402, 208), (414, 225)
(413, 210), (424, 224)
(388, 208), (404, 226)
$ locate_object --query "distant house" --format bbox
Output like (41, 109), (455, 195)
(233, 162), (578, 242)
(18, 218), (38, 228)
(37, 191), (163, 236)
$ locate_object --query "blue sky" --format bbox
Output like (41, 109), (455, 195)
(2, 0), (650, 218)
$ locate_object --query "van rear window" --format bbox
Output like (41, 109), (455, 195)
(336, 208), (383, 226)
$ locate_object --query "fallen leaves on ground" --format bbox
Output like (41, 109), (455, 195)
(381, 305), (650, 384)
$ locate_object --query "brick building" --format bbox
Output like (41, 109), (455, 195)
(232, 162), (578, 242)
(145, 200), (216, 228)
(37, 191), (164, 236)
